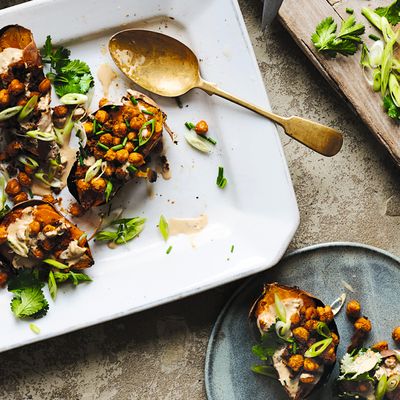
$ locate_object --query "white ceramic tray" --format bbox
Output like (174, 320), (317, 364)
(0, 0), (299, 352)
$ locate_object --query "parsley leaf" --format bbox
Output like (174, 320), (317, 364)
(41, 36), (94, 97)
(375, 0), (400, 25)
(8, 270), (48, 319)
(312, 16), (365, 57)
(383, 95), (400, 119)
(96, 217), (146, 245)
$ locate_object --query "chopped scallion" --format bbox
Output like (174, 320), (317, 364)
(84, 159), (103, 182)
(185, 121), (195, 130)
(166, 245), (172, 254)
(159, 215), (169, 241)
(43, 259), (70, 270)
(18, 95), (38, 121)
(97, 143), (109, 151)
(369, 34), (380, 41)
(205, 136), (217, 145)
(304, 338), (333, 358)
(122, 137), (128, 146)
(0, 105), (23, 121)
(216, 166), (228, 189)
(29, 323), (40, 334)
(142, 109), (154, 116)
(105, 180), (113, 203)
(346, 7), (354, 14)
(111, 144), (123, 151)
(127, 165), (137, 174)
(130, 96), (138, 105)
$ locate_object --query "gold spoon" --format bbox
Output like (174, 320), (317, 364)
(109, 30), (343, 157)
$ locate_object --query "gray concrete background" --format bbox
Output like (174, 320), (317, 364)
(1, 0), (399, 399)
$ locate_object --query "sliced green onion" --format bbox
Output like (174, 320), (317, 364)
(122, 137), (128, 146)
(111, 144), (123, 151)
(389, 74), (400, 107)
(130, 96), (138, 105)
(125, 118), (131, 129)
(0, 105), (22, 121)
(127, 165), (137, 174)
(34, 172), (62, 188)
(230, 245), (234, 253)
(304, 338), (333, 358)
(185, 121), (195, 130)
(97, 143), (109, 151)
(0, 173), (7, 212)
(142, 109), (154, 116)
(29, 323), (40, 334)
(138, 118), (156, 147)
(205, 136), (217, 145)
(184, 130), (212, 153)
(275, 320), (291, 340)
(369, 34), (380, 41)
(360, 44), (370, 68)
(43, 259), (70, 270)
(316, 322), (331, 338)
(18, 95), (38, 121)
(274, 292), (286, 323)
(369, 40), (384, 68)
(105, 180), (113, 203)
(373, 69), (382, 92)
(84, 159), (103, 182)
(26, 130), (56, 142)
(159, 215), (169, 241)
(95, 130), (105, 136)
(60, 93), (88, 105)
(376, 373), (388, 400)
(380, 36), (396, 96)
(387, 375), (400, 392)
(48, 270), (57, 300)
(166, 245), (173, 254)
(216, 166), (228, 189)
(361, 8), (383, 31)
(345, 7), (353, 14)
(251, 365), (277, 378)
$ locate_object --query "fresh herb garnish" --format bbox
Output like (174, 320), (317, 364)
(127, 165), (137, 174)
(159, 215), (169, 241)
(122, 137), (128, 146)
(138, 118), (156, 147)
(185, 122), (195, 130)
(142, 109), (154, 116)
(205, 136), (217, 145)
(375, 0), (400, 25)
(130, 96), (138, 105)
(8, 270), (49, 319)
(369, 34), (380, 41)
(97, 143), (109, 151)
(230, 245), (234, 253)
(48, 270), (57, 300)
(346, 8), (354, 14)
(43, 259), (70, 270)
(383, 95), (400, 119)
(53, 271), (92, 286)
(216, 166), (228, 189)
(312, 16), (365, 57)
(96, 217), (146, 245)
(29, 323), (41, 334)
(41, 35), (94, 97)
(166, 245), (173, 254)
(110, 144), (123, 151)
(105, 180), (113, 203)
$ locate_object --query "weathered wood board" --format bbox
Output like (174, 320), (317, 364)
(278, 0), (400, 165)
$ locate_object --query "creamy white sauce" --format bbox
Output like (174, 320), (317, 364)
(257, 297), (303, 334)
(7, 208), (34, 258)
(168, 214), (208, 236)
(273, 348), (300, 398)
(97, 63), (117, 98)
(84, 156), (96, 167)
(59, 239), (87, 266)
(59, 145), (78, 189)
(0, 48), (23, 73)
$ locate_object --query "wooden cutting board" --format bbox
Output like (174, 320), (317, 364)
(278, 0), (400, 165)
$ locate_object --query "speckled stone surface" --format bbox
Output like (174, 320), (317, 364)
(1, 0), (400, 399)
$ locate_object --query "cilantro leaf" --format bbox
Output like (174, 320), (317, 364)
(383, 95), (400, 119)
(312, 16), (365, 57)
(375, 0), (400, 25)
(41, 35), (70, 71)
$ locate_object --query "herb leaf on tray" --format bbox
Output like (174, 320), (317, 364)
(375, 0), (400, 26)
(96, 217), (146, 245)
(41, 35), (94, 97)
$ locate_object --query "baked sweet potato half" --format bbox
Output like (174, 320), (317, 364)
(250, 283), (339, 400)
(67, 89), (165, 209)
(0, 200), (93, 272)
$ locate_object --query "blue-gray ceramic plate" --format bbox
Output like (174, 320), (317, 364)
(205, 243), (400, 400)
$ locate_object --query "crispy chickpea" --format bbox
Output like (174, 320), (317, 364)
(13, 192), (28, 203)
(93, 147), (106, 160)
(83, 121), (94, 136)
(354, 317), (372, 333)
(115, 149), (129, 164)
(6, 140), (23, 157)
(195, 120), (208, 135)
(293, 327), (310, 343)
(346, 300), (361, 319)
(303, 320), (319, 332)
(7, 79), (24, 96)
(0, 89), (10, 107)
(99, 97), (109, 108)
(392, 326), (400, 343)
(0, 226), (7, 244)
(299, 306), (307, 316)
(75, 165), (88, 179)
(24, 165), (35, 176)
(38, 78), (51, 94)
(331, 332), (340, 346)
(16, 97), (28, 107)
(127, 131), (137, 141)
(290, 312), (301, 327)
(99, 133), (113, 146)
(115, 167), (128, 180)
(31, 246), (44, 259)
(300, 374), (316, 384)
(28, 220), (41, 235)
(305, 307), (318, 320)
(17, 171), (32, 187)
(321, 344), (336, 363)
(303, 358), (320, 372)
(90, 177), (106, 192)
(128, 152), (145, 166)
(317, 306), (334, 323)
(5, 178), (21, 196)
(104, 149), (116, 162)
(77, 179), (91, 192)
(69, 202), (84, 217)
(129, 114), (146, 130)
(103, 164), (115, 178)
(0, 271), (8, 286)
(53, 105), (69, 118)
(124, 142), (134, 153)
(112, 137), (121, 146)
(42, 194), (56, 204)
(29, 91), (40, 99)
(95, 110), (109, 124)
(372, 341), (389, 352)
(287, 354), (304, 372)
(42, 224), (56, 234)
(113, 122), (128, 138)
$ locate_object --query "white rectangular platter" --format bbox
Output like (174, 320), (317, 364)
(0, 0), (299, 352)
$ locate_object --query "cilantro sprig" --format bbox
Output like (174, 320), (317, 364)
(312, 16), (365, 57)
(41, 36), (94, 97)
(96, 217), (146, 245)
(375, 0), (400, 25)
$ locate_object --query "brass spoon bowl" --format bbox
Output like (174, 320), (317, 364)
(109, 30), (343, 157)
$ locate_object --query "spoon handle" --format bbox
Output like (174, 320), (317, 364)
(198, 80), (343, 157)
